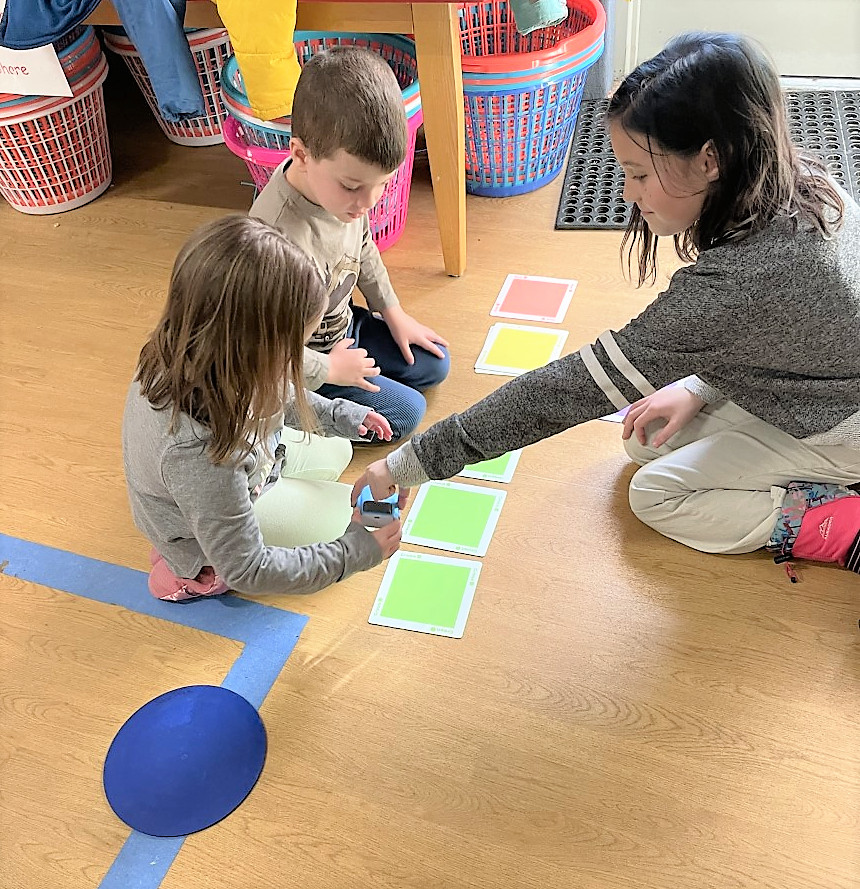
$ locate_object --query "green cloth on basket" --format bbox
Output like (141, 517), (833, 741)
(508, 0), (568, 35)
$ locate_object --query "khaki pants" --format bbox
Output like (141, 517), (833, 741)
(253, 428), (354, 548)
(624, 401), (860, 554)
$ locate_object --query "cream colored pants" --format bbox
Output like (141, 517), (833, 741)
(623, 400), (860, 554)
(253, 428), (354, 547)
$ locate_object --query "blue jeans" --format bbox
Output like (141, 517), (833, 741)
(317, 306), (450, 442)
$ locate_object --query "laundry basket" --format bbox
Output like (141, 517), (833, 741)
(223, 108), (423, 252)
(0, 30), (112, 214)
(103, 28), (231, 145)
(221, 32), (422, 251)
(459, 0), (606, 195)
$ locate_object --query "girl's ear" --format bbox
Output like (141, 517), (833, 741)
(700, 140), (720, 182)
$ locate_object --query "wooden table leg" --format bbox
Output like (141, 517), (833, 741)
(411, 3), (466, 276)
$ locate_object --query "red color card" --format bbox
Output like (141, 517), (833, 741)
(490, 274), (578, 324)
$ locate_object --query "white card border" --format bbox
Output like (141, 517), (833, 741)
(474, 323), (569, 376)
(401, 480), (506, 557)
(458, 449), (522, 483)
(369, 551), (482, 638)
(490, 274), (578, 323)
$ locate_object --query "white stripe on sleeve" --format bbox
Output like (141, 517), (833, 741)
(597, 330), (657, 397)
(578, 343), (629, 410)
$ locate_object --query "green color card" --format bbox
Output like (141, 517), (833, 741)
(474, 323), (568, 376)
(402, 481), (506, 556)
(369, 551), (482, 637)
(458, 449), (522, 483)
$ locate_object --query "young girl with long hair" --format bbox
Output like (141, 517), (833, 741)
(355, 32), (860, 579)
(123, 215), (400, 601)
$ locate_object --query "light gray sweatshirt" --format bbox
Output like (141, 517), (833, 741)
(387, 190), (860, 486)
(250, 161), (399, 390)
(123, 383), (381, 595)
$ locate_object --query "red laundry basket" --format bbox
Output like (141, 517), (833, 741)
(459, 0), (606, 195)
(0, 53), (112, 214)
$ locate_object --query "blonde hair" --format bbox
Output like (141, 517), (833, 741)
(136, 215), (325, 465)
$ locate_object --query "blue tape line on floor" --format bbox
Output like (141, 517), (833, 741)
(0, 533), (309, 888)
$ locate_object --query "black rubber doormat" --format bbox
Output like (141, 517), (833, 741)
(555, 91), (860, 231)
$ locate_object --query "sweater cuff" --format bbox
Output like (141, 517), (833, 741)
(386, 441), (431, 487)
(682, 375), (724, 405)
(303, 349), (329, 391)
(329, 398), (371, 438)
(337, 522), (383, 580)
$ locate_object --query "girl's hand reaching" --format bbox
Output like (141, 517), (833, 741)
(371, 517), (402, 559)
(622, 386), (707, 448)
(351, 458), (410, 510)
(358, 410), (393, 441)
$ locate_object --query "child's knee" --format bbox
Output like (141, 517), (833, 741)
(622, 426), (666, 466)
(281, 429), (352, 480)
(410, 346), (451, 391)
(627, 464), (669, 524)
(384, 393), (426, 442)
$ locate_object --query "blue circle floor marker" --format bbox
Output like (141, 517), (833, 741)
(103, 685), (267, 837)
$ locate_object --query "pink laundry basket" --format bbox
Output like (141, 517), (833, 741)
(0, 53), (112, 214)
(102, 28), (231, 146)
(222, 110), (423, 253)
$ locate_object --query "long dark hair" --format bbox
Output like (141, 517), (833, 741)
(137, 215), (325, 465)
(607, 31), (844, 285)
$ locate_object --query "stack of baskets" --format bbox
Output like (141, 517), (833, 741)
(0, 26), (112, 214)
(459, 0), (606, 195)
(221, 32), (423, 252)
(102, 27), (232, 145)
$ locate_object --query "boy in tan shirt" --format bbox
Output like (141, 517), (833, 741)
(251, 46), (449, 443)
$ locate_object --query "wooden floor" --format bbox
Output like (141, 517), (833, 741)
(2, 63), (859, 889)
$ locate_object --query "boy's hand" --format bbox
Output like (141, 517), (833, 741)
(358, 410), (393, 441)
(381, 304), (448, 365)
(351, 458), (410, 510)
(622, 386), (706, 448)
(327, 338), (381, 391)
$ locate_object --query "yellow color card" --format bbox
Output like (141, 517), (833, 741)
(474, 323), (568, 376)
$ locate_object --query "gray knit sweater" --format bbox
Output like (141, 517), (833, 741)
(123, 383), (381, 595)
(388, 189), (860, 486)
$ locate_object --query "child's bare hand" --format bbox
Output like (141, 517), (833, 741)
(381, 305), (448, 365)
(622, 386), (706, 448)
(371, 518), (402, 559)
(358, 410), (393, 441)
(352, 458), (405, 505)
(327, 338), (381, 391)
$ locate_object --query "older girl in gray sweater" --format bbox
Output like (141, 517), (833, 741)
(356, 32), (860, 579)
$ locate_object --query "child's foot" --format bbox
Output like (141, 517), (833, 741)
(148, 549), (230, 602)
(767, 482), (860, 572)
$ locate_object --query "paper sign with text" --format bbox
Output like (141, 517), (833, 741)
(0, 45), (72, 98)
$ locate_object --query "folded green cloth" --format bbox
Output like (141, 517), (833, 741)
(508, 0), (568, 36)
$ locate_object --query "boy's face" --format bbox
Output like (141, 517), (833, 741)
(288, 140), (395, 224)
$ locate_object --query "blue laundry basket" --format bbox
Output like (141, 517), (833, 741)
(459, 0), (606, 196)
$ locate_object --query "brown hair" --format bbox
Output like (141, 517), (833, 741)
(136, 215), (325, 465)
(290, 45), (407, 171)
(607, 31), (844, 285)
